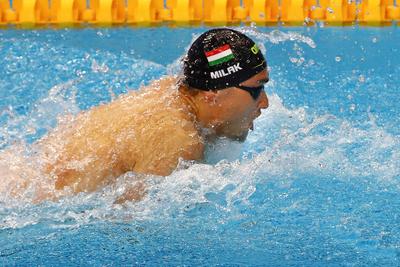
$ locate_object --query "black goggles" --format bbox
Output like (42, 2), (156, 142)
(236, 78), (269, 100)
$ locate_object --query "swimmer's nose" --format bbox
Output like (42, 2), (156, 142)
(258, 90), (269, 109)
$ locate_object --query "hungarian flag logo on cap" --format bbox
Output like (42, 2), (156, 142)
(205, 44), (234, 66)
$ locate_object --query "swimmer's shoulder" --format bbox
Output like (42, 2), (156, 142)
(134, 112), (204, 176)
(136, 75), (179, 95)
(149, 75), (179, 89)
(111, 76), (178, 106)
(161, 108), (205, 156)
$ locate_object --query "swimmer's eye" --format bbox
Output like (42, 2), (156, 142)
(236, 84), (264, 100)
(258, 78), (269, 85)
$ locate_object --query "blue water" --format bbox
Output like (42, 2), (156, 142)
(0, 26), (399, 266)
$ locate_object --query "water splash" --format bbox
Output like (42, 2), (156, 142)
(240, 27), (317, 49)
(1, 91), (398, 230)
(0, 79), (80, 149)
(0, 29), (399, 245)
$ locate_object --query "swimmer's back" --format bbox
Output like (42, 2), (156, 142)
(39, 77), (204, 193)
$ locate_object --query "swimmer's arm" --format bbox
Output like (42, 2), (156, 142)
(114, 179), (146, 204)
(134, 138), (204, 176)
(154, 140), (205, 176)
(114, 142), (204, 204)
(115, 139), (203, 204)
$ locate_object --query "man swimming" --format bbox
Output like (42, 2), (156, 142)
(0, 28), (269, 202)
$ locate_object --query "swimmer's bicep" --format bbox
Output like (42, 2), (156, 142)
(172, 138), (205, 171)
(147, 138), (204, 176)
(181, 139), (205, 162)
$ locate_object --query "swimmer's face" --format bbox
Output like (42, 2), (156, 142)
(211, 69), (269, 141)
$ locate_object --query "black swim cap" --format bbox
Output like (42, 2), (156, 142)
(183, 28), (266, 91)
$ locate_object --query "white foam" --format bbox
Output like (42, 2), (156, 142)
(0, 79), (80, 150)
(239, 27), (317, 48)
(1, 29), (399, 230)
(0, 91), (399, 229)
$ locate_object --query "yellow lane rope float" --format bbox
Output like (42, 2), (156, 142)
(0, 0), (399, 25)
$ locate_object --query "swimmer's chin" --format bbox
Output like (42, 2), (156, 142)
(225, 130), (249, 143)
(236, 133), (249, 142)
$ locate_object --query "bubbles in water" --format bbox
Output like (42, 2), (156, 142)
(290, 57), (305, 65)
(0, 89), (399, 230)
(91, 59), (109, 73)
(75, 70), (86, 77)
(1, 28), (399, 245)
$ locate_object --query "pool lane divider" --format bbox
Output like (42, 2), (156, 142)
(0, 0), (399, 26)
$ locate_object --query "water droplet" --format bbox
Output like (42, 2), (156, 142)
(76, 70), (86, 77)
(91, 60), (109, 73)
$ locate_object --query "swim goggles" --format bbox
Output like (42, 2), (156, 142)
(236, 78), (269, 100)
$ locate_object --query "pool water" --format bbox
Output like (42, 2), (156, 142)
(0, 26), (399, 266)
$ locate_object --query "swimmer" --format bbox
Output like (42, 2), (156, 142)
(0, 28), (269, 202)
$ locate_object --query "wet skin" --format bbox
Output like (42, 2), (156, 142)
(191, 69), (269, 142)
(0, 71), (269, 202)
